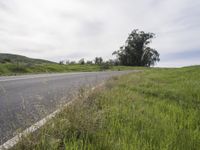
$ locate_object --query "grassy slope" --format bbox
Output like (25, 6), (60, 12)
(0, 64), (100, 75)
(12, 66), (200, 150)
(0, 63), (143, 76)
(0, 53), (55, 64)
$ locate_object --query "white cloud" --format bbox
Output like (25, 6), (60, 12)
(0, 0), (199, 66)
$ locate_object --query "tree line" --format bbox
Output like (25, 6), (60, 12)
(60, 29), (160, 67)
(59, 57), (118, 65)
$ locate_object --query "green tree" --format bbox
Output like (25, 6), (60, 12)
(79, 58), (85, 65)
(86, 60), (93, 64)
(59, 60), (64, 65)
(94, 57), (103, 65)
(113, 29), (160, 67)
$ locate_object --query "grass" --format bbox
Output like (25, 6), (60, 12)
(0, 63), (141, 76)
(11, 66), (200, 150)
(0, 53), (55, 64)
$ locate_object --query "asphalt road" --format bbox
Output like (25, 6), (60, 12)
(0, 71), (136, 144)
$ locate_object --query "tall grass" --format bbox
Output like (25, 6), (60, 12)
(12, 66), (200, 150)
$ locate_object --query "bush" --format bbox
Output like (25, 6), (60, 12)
(0, 58), (11, 63)
(100, 62), (110, 70)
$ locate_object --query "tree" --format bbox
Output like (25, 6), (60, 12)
(59, 60), (64, 65)
(94, 57), (103, 65)
(113, 29), (160, 67)
(79, 58), (85, 65)
(65, 60), (70, 65)
(69, 61), (76, 65)
(86, 60), (93, 64)
(100, 62), (110, 70)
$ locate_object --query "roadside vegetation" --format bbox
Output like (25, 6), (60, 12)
(12, 65), (200, 150)
(0, 63), (144, 76)
(0, 63), (99, 75)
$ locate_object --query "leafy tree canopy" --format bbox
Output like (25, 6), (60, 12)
(113, 29), (160, 67)
(94, 57), (103, 65)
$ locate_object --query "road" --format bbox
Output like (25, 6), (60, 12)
(0, 71), (136, 144)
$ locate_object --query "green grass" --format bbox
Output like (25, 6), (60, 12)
(0, 63), (96, 75)
(0, 63), (141, 76)
(12, 66), (200, 150)
(0, 53), (55, 64)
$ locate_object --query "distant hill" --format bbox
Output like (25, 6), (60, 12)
(0, 53), (56, 64)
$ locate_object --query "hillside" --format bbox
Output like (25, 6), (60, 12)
(0, 53), (143, 76)
(0, 53), (55, 64)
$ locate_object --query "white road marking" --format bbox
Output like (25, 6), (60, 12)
(0, 82), (105, 150)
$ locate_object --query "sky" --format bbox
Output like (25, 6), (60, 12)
(0, 0), (199, 67)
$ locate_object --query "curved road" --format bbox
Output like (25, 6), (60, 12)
(0, 71), (136, 144)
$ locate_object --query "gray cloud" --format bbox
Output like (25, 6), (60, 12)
(0, 0), (199, 67)
(0, 0), (13, 11)
(162, 49), (200, 61)
(78, 20), (105, 37)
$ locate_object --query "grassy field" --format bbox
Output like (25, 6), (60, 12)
(0, 63), (144, 76)
(12, 66), (200, 150)
(0, 63), (98, 75)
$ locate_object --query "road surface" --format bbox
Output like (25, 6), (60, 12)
(0, 71), (136, 144)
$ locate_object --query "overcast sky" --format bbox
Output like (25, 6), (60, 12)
(0, 0), (199, 67)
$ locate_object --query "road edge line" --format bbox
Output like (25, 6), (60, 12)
(0, 82), (105, 150)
